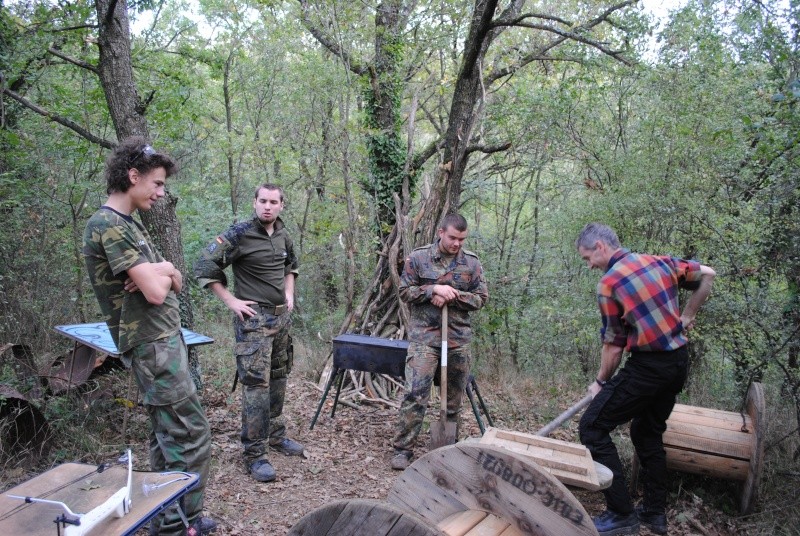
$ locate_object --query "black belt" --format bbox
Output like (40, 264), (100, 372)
(256, 303), (287, 316)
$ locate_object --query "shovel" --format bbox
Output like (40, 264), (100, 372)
(430, 305), (457, 449)
(534, 394), (593, 437)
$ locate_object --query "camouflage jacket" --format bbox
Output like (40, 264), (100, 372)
(399, 240), (488, 348)
(194, 216), (299, 306)
(82, 207), (181, 354)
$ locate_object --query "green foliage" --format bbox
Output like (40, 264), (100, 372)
(361, 30), (408, 231)
(2, 1), (800, 528)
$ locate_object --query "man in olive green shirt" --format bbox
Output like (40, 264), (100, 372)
(194, 184), (302, 482)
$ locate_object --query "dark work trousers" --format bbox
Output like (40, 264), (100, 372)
(579, 346), (689, 515)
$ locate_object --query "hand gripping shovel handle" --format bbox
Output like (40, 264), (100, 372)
(534, 394), (593, 437)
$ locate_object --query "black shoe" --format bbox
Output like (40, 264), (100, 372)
(249, 459), (276, 482)
(635, 504), (667, 535)
(592, 509), (640, 536)
(270, 438), (305, 456)
(390, 450), (413, 470)
(187, 516), (218, 535)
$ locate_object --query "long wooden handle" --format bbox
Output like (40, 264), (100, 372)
(535, 394), (593, 437)
(440, 305), (448, 417)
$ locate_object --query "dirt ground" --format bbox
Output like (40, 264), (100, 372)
(183, 378), (749, 536)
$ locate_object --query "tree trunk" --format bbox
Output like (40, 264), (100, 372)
(365, 0), (408, 239)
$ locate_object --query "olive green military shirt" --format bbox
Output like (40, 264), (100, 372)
(194, 216), (299, 306)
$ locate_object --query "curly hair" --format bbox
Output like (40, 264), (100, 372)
(105, 136), (178, 194)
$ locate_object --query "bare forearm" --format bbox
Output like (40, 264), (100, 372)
(597, 343), (624, 382)
(209, 281), (236, 306)
(284, 273), (296, 310)
(589, 343), (624, 397)
(682, 265), (715, 327)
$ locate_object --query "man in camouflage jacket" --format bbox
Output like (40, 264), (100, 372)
(83, 137), (214, 536)
(194, 184), (303, 483)
(391, 213), (488, 470)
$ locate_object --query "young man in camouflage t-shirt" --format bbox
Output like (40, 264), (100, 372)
(82, 137), (214, 536)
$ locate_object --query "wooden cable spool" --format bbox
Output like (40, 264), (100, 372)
(631, 381), (766, 514)
(286, 499), (445, 536)
(288, 444), (599, 536)
(389, 444), (598, 535)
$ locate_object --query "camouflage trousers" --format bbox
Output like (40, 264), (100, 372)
(234, 309), (294, 462)
(392, 342), (471, 452)
(125, 334), (211, 536)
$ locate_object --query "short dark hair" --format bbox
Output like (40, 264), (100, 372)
(440, 213), (467, 232)
(576, 222), (621, 250)
(105, 136), (178, 194)
(254, 183), (285, 202)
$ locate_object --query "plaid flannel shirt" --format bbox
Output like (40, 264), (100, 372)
(598, 249), (702, 352)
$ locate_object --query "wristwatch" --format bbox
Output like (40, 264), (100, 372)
(595, 378), (607, 387)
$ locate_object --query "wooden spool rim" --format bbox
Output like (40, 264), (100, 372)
(286, 498), (445, 535)
(388, 444), (599, 536)
(740, 381), (765, 515)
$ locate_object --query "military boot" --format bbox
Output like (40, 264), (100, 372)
(248, 459), (276, 482)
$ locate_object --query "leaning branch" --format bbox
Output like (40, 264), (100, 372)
(488, 0), (638, 83)
(297, 0), (367, 76)
(51, 23), (99, 32)
(466, 141), (513, 155)
(504, 22), (632, 65)
(411, 137), (446, 174)
(3, 88), (115, 149)
(48, 47), (99, 74)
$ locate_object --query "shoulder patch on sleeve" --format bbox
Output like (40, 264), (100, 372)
(221, 221), (254, 247)
(463, 249), (479, 258)
(205, 236), (225, 254)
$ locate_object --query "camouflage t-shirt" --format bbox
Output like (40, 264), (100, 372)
(82, 206), (181, 354)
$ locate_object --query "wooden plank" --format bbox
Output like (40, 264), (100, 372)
(741, 381), (766, 515)
(479, 428), (604, 490)
(389, 463), (469, 526)
(497, 525), (523, 536)
(388, 509), (449, 536)
(287, 500), (348, 536)
(464, 513), (511, 536)
(665, 447), (749, 481)
(483, 437), (589, 476)
(664, 433), (750, 461)
(492, 429), (587, 457)
(669, 405), (753, 432)
(664, 424), (752, 460)
(388, 444), (599, 536)
(670, 404), (750, 425)
(326, 500), (396, 535)
(438, 511), (487, 536)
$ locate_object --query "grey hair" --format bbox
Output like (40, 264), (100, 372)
(575, 222), (621, 250)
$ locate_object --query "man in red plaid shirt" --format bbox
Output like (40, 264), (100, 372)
(576, 223), (715, 536)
